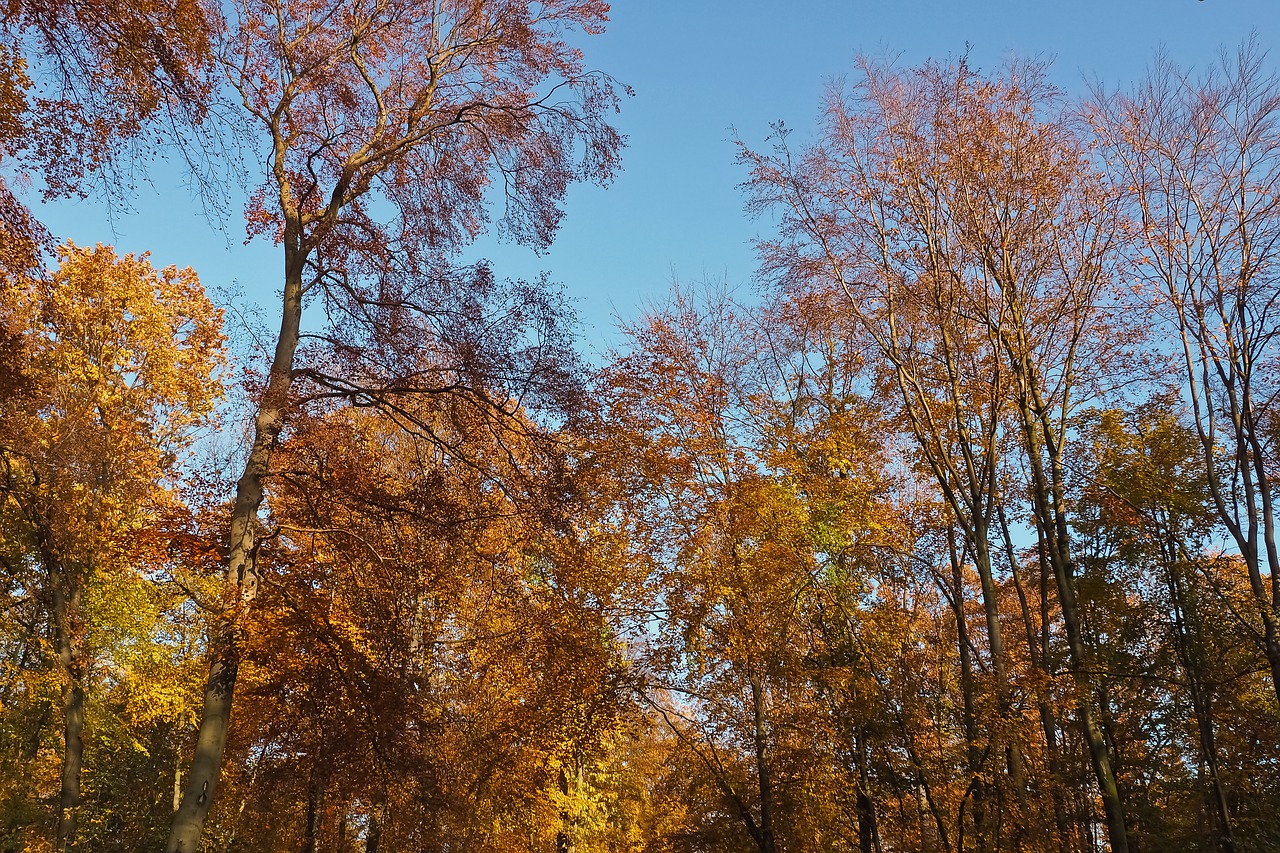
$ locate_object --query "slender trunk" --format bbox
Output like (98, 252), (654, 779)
(899, 717), (952, 853)
(1021, 414), (1129, 853)
(45, 545), (84, 853)
(856, 785), (878, 853)
(1260, 612), (1280, 711)
(972, 516), (1028, 819)
(947, 530), (986, 848)
(749, 672), (776, 853)
(996, 313), (1127, 852)
(1047, 532), (1127, 853)
(301, 759), (325, 853)
(1000, 503), (1072, 852)
(1171, 313), (1280, 712)
(556, 756), (579, 853)
(855, 731), (881, 853)
(1228, 430), (1280, 709)
(1049, 551), (1127, 853)
(1252, 436), (1280, 712)
(167, 245), (307, 852)
(1164, 548), (1236, 853)
(364, 805), (383, 853)
(54, 580), (84, 853)
(1188, 683), (1235, 853)
(57, 680), (84, 853)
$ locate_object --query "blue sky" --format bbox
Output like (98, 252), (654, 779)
(34, 0), (1279, 353)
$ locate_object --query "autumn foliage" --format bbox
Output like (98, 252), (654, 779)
(3, 6), (1280, 853)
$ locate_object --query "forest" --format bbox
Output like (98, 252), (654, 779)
(2, 1), (1279, 852)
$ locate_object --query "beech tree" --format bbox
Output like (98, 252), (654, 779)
(741, 57), (1132, 852)
(0, 0), (213, 275)
(1071, 400), (1251, 852)
(198, 395), (626, 852)
(0, 243), (223, 850)
(169, 3), (624, 847)
(1090, 41), (1280, 713)
(739, 82), (1036, 839)
(591, 283), (916, 853)
(11, 10), (1280, 850)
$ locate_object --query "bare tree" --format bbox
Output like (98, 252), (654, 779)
(1090, 39), (1280, 713)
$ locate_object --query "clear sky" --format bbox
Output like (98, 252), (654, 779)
(34, 0), (1280, 354)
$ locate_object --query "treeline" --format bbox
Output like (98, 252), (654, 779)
(2, 0), (1280, 850)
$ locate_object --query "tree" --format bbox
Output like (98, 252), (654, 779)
(0, 243), (223, 850)
(740, 64), (1042, 846)
(1089, 40), (1280, 713)
(741, 56), (1132, 851)
(169, 1), (625, 848)
(0, 0), (214, 275)
(189, 389), (628, 852)
(592, 282), (916, 853)
(1071, 400), (1246, 852)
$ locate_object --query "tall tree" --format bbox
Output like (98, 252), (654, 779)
(203, 395), (626, 852)
(1090, 40), (1280, 712)
(0, 243), (223, 850)
(741, 56), (1131, 851)
(593, 282), (914, 853)
(167, 2), (624, 848)
(740, 65), (1041, 846)
(1073, 400), (1242, 852)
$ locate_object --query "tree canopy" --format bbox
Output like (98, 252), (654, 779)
(3, 12), (1280, 853)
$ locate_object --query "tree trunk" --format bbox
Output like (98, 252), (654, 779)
(1163, 546), (1236, 853)
(167, 248), (306, 852)
(1255, 457), (1280, 712)
(1188, 680), (1235, 853)
(1019, 402), (1129, 853)
(301, 757), (325, 853)
(854, 731), (881, 853)
(44, 544), (84, 853)
(556, 756), (579, 853)
(749, 672), (777, 853)
(56, 681), (84, 853)
(173, 746), (183, 813)
(972, 517), (1029, 823)
(947, 530), (986, 849)
(1000, 503), (1072, 852)
(898, 717), (953, 853)
(53, 574), (84, 853)
(1171, 315), (1280, 713)
(364, 806), (382, 853)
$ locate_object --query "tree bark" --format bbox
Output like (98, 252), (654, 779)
(749, 671), (777, 853)
(946, 530), (986, 849)
(972, 517), (1029, 820)
(301, 760), (325, 853)
(854, 731), (881, 853)
(1017, 390), (1129, 853)
(51, 561), (84, 853)
(1000, 503), (1072, 853)
(167, 245), (306, 852)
